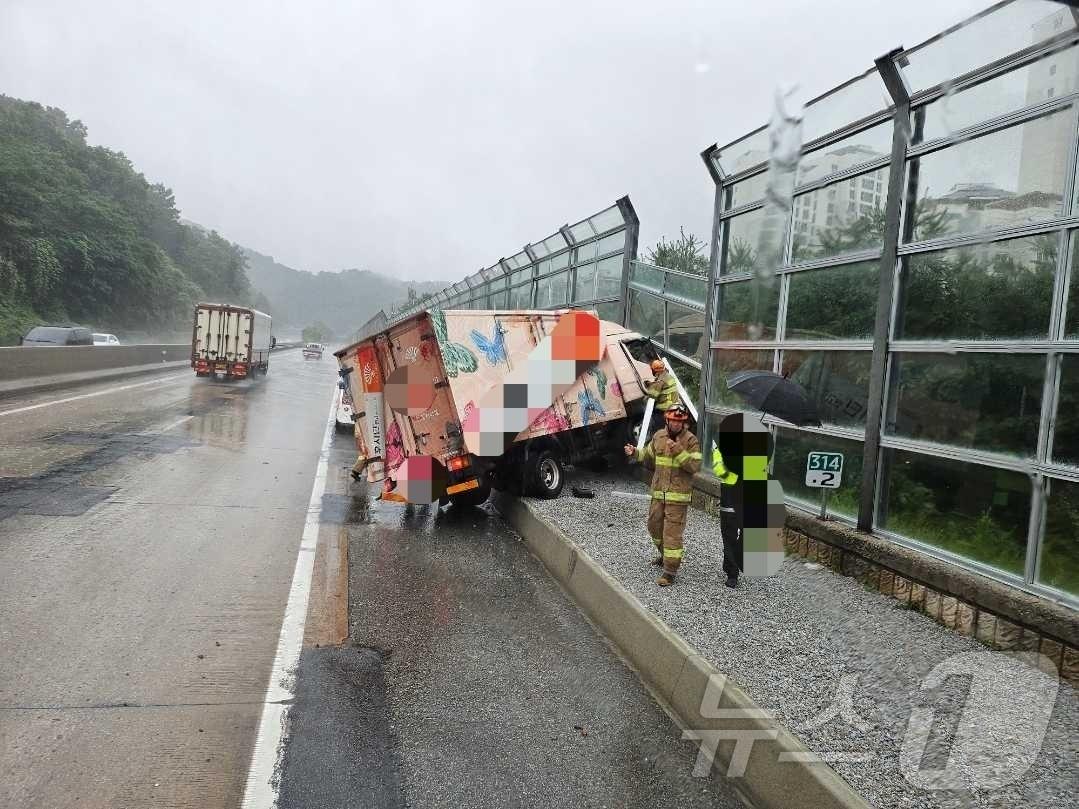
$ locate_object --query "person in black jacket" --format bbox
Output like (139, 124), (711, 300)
(711, 413), (776, 588)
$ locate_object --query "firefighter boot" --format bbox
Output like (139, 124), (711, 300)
(657, 572), (675, 587)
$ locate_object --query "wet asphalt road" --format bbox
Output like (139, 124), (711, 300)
(0, 352), (743, 808)
(276, 446), (743, 808)
(0, 351), (331, 809)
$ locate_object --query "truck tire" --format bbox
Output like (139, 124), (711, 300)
(528, 449), (565, 499)
(448, 484), (491, 508)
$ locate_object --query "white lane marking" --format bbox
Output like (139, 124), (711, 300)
(0, 374), (189, 418)
(156, 414), (194, 433)
(240, 390), (337, 809)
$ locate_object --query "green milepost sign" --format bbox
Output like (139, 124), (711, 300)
(805, 451), (843, 489)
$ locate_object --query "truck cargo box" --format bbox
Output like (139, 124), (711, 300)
(335, 309), (654, 505)
(191, 303), (272, 379)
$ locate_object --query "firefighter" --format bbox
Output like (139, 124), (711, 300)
(624, 403), (702, 587)
(643, 358), (680, 434)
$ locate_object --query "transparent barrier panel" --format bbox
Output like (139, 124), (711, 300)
(886, 352), (1045, 457)
(897, 235), (1057, 340)
(878, 448), (1031, 578)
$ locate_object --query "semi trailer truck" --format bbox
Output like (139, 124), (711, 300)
(335, 308), (658, 507)
(191, 303), (273, 380)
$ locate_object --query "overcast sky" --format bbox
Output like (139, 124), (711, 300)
(0, 0), (989, 281)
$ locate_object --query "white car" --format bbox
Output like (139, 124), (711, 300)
(93, 333), (120, 346)
(335, 379), (355, 433)
(303, 342), (324, 360)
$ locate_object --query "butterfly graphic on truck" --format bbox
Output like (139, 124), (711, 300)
(431, 310), (477, 378)
(469, 320), (508, 367)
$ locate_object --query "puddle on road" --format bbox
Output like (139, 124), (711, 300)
(275, 645), (406, 809)
(0, 375), (298, 521)
(0, 430), (198, 522)
(320, 492), (374, 525)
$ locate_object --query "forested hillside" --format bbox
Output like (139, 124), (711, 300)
(0, 93), (453, 345)
(0, 94), (253, 344)
(243, 247), (447, 338)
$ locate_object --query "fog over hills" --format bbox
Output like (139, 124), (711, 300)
(241, 246), (448, 338)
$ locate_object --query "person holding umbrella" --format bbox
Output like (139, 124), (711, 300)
(711, 415), (775, 588)
(712, 370), (820, 587)
(710, 431), (742, 588)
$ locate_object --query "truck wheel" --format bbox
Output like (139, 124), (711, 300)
(528, 449), (565, 499)
(448, 484), (491, 508)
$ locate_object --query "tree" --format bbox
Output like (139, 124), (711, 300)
(0, 93), (256, 343)
(645, 228), (709, 275)
(727, 239), (756, 274)
(302, 322), (333, 343)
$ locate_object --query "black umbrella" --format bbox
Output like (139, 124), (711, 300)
(726, 370), (822, 427)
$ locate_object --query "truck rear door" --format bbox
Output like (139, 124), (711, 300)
(194, 307), (213, 360)
(383, 316), (462, 461)
(234, 311), (253, 363)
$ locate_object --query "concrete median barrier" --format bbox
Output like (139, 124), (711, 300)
(0, 345), (191, 398)
(493, 491), (871, 809)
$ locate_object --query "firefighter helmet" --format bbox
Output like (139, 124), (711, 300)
(650, 359), (665, 374)
(664, 403), (689, 422)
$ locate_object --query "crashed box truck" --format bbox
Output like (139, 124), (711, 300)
(191, 303), (273, 380)
(335, 309), (654, 507)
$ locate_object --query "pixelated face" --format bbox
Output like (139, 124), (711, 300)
(462, 311), (602, 457)
(718, 412), (785, 577)
(386, 364), (437, 416)
(389, 455), (449, 504)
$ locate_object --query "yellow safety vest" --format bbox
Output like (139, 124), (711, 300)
(711, 447), (739, 485)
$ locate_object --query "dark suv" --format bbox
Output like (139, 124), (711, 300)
(20, 326), (94, 346)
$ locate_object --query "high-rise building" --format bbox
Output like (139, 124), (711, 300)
(1016, 9), (1078, 197)
(791, 144), (888, 256)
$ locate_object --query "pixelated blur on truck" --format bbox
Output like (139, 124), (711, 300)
(334, 308), (655, 507)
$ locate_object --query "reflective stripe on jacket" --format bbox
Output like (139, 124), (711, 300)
(636, 427), (701, 501)
(711, 447), (739, 485)
(644, 372), (680, 411)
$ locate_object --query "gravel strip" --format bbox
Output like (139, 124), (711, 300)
(524, 466), (1079, 809)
